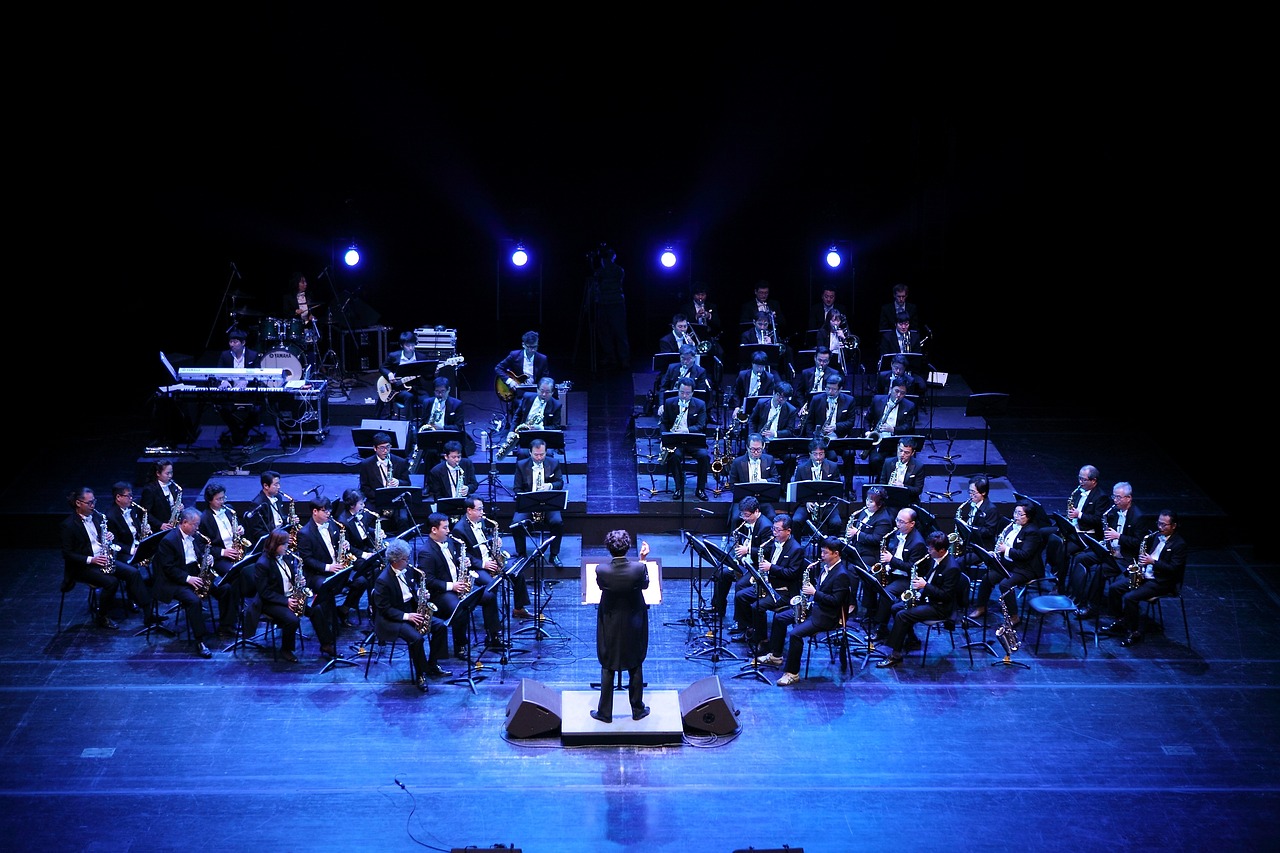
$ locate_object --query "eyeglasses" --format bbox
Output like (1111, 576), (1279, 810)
(77, 498), (97, 506)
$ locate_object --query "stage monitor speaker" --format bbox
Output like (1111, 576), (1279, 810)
(679, 675), (740, 735)
(504, 678), (562, 738)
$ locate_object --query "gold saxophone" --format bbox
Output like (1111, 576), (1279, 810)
(287, 550), (310, 615)
(196, 531), (217, 599)
(167, 482), (184, 526)
(497, 412), (543, 458)
(1067, 485), (1084, 529)
(333, 520), (357, 568)
(372, 513), (386, 551)
(950, 501), (975, 557)
(287, 501), (301, 549)
(227, 505), (252, 551)
(1129, 531), (1159, 589)
(790, 560), (818, 621)
(413, 568), (438, 635)
(995, 591), (1021, 656)
(901, 554), (930, 607)
(873, 529), (896, 586)
(486, 520), (510, 565)
(137, 505), (152, 540)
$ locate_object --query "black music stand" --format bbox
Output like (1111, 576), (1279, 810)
(672, 531), (714, 629)
(483, 554), (528, 666)
(849, 564), (892, 670)
(130, 531), (175, 638)
(375, 486), (418, 534)
(732, 558), (782, 686)
(413, 428), (463, 466)
(734, 480), (782, 509)
(764, 436), (809, 461)
(352, 428), (408, 459)
(313, 567), (358, 674)
(512, 534), (559, 642)
(965, 393), (1009, 468)
(684, 537), (740, 664)
(517, 429), (565, 458)
(826, 435), (871, 464)
(662, 389), (710, 410)
(444, 584), (487, 693)
(1014, 492), (1051, 531)
(220, 552), (265, 653)
(877, 352), (927, 376)
(435, 497), (466, 524)
(880, 484), (919, 510)
(911, 503), (939, 538)
(788, 479), (845, 536)
(738, 342), (782, 368)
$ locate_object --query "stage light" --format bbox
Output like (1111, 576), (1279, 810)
(659, 246), (677, 268)
(344, 244), (361, 267)
(511, 243), (529, 267)
(825, 245), (842, 268)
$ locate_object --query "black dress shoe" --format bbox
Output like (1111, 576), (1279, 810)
(632, 705), (651, 721)
(590, 710), (613, 724)
(454, 645), (470, 660)
(424, 664), (451, 678)
(1120, 631), (1144, 647)
(695, 490), (709, 501)
(1100, 621), (1126, 635)
(549, 556), (564, 568)
(673, 491), (684, 501)
(416, 675), (430, 693)
(876, 655), (903, 668)
(280, 650), (299, 663)
(196, 642), (213, 659)
(95, 614), (118, 630)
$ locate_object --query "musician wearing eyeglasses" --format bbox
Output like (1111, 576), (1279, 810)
(373, 538), (451, 692)
(197, 482), (250, 638)
(717, 496), (774, 635)
(450, 496), (510, 652)
(766, 536), (852, 687)
(844, 486), (896, 617)
(968, 502), (1045, 626)
(953, 475), (1002, 580)
(511, 438), (566, 569)
(728, 351), (779, 426)
(1068, 482), (1148, 620)
(726, 433), (780, 522)
(660, 376), (712, 502)
(875, 438), (925, 509)
(865, 380), (918, 477)
(1043, 465), (1108, 593)
(61, 487), (154, 630)
(1101, 510), (1187, 647)
(739, 513), (807, 650)
(868, 508), (929, 642)
(358, 432), (413, 499)
(790, 439), (845, 537)
(875, 354), (926, 399)
(658, 344), (713, 397)
(877, 531), (962, 667)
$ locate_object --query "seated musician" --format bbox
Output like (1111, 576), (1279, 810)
(254, 529), (309, 663)
(738, 513), (806, 652)
(495, 330), (549, 422)
(843, 486), (895, 617)
(968, 502), (1045, 626)
(104, 481), (150, 571)
(877, 530), (962, 667)
(726, 433), (780, 522)
(425, 440), (479, 503)
(293, 497), (345, 660)
(215, 327), (262, 446)
(359, 432), (413, 499)
(804, 372), (857, 494)
(61, 486), (154, 630)
(713, 495), (773, 632)
(876, 438), (926, 508)
(373, 538), (451, 692)
(419, 511), (476, 659)
(727, 351), (778, 437)
(152, 507), (218, 658)
(511, 438), (566, 569)
(952, 475), (1001, 580)
(657, 344), (713, 396)
(876, 354), (926, 398)
(244, 470), (289, 546)
(791, 439), (845, 537)
(760, 536), (852, 687)
(868, 507), (929, 642)
(1101, 510), (1186, 647)
(381, 330), (431, 421)
(657, 313), (697, 355)
(795, 346), (836, 406)
(511, 377), (563, 460)
(659, 376), (711, 502)
(450, 496), (510, 650)
(335, 488), (385, 627)
(197, 482), (250, 638)
(138, 458), (183, 533)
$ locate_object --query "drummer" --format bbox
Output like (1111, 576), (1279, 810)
(285, 271), (317, 324)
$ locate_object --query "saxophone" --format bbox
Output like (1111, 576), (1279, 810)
(1067, 486), (1084, 529)
(901, 555), (930, 606)
(99, 513), (118, 571)
(497, 412), (543, 458)
(227, 505), (252, 550)
(137, 505), (153, 540)
(790, 560), (818, 621)
(167, 482), (184, 526)
(413, 568), (438, 634)
(372, 512), (386, 551)
(486, 520), (510, 565)
(287, 550), (310, 614)
(196, 531), (217, 599)
(1129, 531), (1159, 589)
(333, 520), (357, 568)
(287, 501), (300, 549)
(995, 591), (1021, 656)
(949, 501), (975, 557)
(873, 530), (896, 586)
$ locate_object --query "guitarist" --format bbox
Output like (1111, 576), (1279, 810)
(494, 330), (549, 420)
(380, 331), (431, 421)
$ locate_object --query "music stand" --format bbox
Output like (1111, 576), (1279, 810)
(517, 429), (565, 455)
(738, 342), (782, 368)
(1077, 531), (1125, 644)
(764, 436), (809, 460)
(352, 428), (407, 459)
(787, 479), (845, 534)
(910, 503), (939, 538)
(512, 534), (559, 641)
(314, 567), (359, 673)
(672, 531), (714, 628)
(413, 428), (463, 466)
(825, 436), (871, 464)
(444, 584), (488, 693)
(684, 537), (740, 664)
(375, 486), (418, 534)
(734, 481), (782, 507)
(651, 351), (681, 375)
(965, 393), (1009, 467)
(731, 557), (781, 685)
(659, 432), (707, 520)
(849, 565), (892, 669)
(435, 497), (466, 523)
(131, 531), (175, 637)
(1014, 492), (1051, 531)
(877, 352), (927, 376)
(220, 552), (264, 653)
(880, 484), (918, 510)
(482, 556), (525, 667)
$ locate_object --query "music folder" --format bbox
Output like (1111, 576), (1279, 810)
(786, 479), (844, 504)
(581, 560), (663, 605)
(514, 489), (568, 514)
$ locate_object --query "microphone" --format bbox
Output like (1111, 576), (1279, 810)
(393, 493), (410, 505)
(317, 265), (330, 281)
(695, 507), (716, 516)
(509, 519), (531, 531)
(301, 484), (323, 497)
(230, 262), (242, 280)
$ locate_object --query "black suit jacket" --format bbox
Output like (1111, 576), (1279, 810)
(514, 392), (562, 429)
(420, 394), (466, 430)
(955, 499), (1001, 550)
(660, 396), (709, 436)
(596, 556), (650, 671)
(216, 348), (261, 371)
(846, 506), (896, 566)
(295, 519), (339, 587)
(152, 526), (200, 602)
(514, 454), (565, 493)
(425, 459), (479, 502)
(867, 394), (918, 435)
(994, 522), (1045, 582)
(358, 452), (413, 497)
(495, 350), (550, 385)
(748, 398), (796, 438)
(256, 550), (300, 610)
(809, 560), (852, 624)
(245, 493), (287, 544)
(659, 362), (712, 395)
(806, 392), (857, 437)
(759, 534), (808, 598)
(104, 504), (147, 562)
(730, 369), (778, 410)
(877, 456), (926, 502)
(419, 536), (466, 599)
(138, 480), (182, 531)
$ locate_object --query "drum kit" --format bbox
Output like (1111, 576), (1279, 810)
(229, 291), (325, 379)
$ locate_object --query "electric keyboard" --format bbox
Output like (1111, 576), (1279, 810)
(176, 367), (287, 383)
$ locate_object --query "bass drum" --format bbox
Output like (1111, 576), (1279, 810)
(260, 347), (305, 386)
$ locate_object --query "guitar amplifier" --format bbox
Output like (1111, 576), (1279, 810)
(414, 327), (457, 360)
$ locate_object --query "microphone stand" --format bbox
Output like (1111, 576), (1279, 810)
(204, 263), (242, 354)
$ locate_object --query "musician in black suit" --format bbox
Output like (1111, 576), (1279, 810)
(865, 380), (919, 475)
(374, 538), (451, 691)
(495, 330), (549, 419)
(740, 513), (807, 651)
(425, 440), (479, 503)
(876, 437), (926, 507)
(254, 530), (306, 662)
(197, 482), (248, 637)
(511, 438), (566, 567)
(681, 283), (721, 340)
(592, 529), (652, 723)
(725, 432), (780, 523)
(659, 376), (711, 501)
(450, 496), (507, 650)
(418, 512), (475, 656)
(514, 377), (563, 429)
(737, 281), (788, 334)
(657, 314), (698, 356)
(244, 470), (289, 546)
(335, 488), (384, 627)
(843, 486), (896, 616)
(358, 432), (413, 499)
(953, 474), (1002, 580)
(795, 346), (838, 404)
(1069, 481), (1149, 618)
(969, 502), (1045, 624)
(878, 311), (924, 362)
(137, 458), (183, 533)
(213, 327), (263, 446)
(876, 282), (921, 332)
(769, 536), (852, 686)
(293, 497), (343, 658)
(1102, 510), (1187, 647)
(716, 495), (774, 632)
(869, 507), (930, 641)
(152, 508), (216, 657)
(807, 287), (848, 343)
(104, 481), (150, 570)
(749, 383), (797, 444)
(61, 486), (153, 629)
(729, 351), (779, 424)
(419, 376), (466, 433)
(875, 354), (926, 398)
(877, 530), (962, 667)
(381, 330), (432, 420)
(805, 373), (857, 440)
(1043, 465), (1108, 593)
(790, 439), (845, 536)
(657, 344), (713, 396)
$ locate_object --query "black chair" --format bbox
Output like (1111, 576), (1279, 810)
(1025, 586), (1086, 656)
(56, 579), (102, 633)
(1141, 576), (1191, 648)
(803, 590), (851, 679)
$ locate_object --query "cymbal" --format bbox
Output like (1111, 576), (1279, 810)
(233, 307), (265, 317)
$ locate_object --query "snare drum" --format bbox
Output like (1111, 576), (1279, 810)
(260, 347), (305, 386)
(284, 318), (305, 342)
(259, 317), (287, 343)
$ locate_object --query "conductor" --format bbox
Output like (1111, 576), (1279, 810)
(591, 530), (651, 724)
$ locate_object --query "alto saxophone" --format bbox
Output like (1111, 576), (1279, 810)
(873, 530), (896, 586)
(288, 550), (310, 614)
(486, 520), (510, 565)
(168, 483), (184, 526)
(497, 412), (543, 458)
(372, 513), (386, 551)
(413, 568), (438, 635)
(995, 591), (1021, 656)
(901, 555), (930, 607)
(333, 520), (357, 568)
(790, 560), (819, 621)
(196, 531), (217, 599)
(227, 505), (252, 550)
(137, 505), (153, 540)
(1067, 486), (1084, 529)
(1128, 531), (1159, 589)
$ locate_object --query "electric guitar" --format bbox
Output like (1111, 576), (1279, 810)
(376, 355), (465, 403)
(495, 368), (532, 403)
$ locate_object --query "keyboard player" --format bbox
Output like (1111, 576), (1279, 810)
(216, 327), (262, 446)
